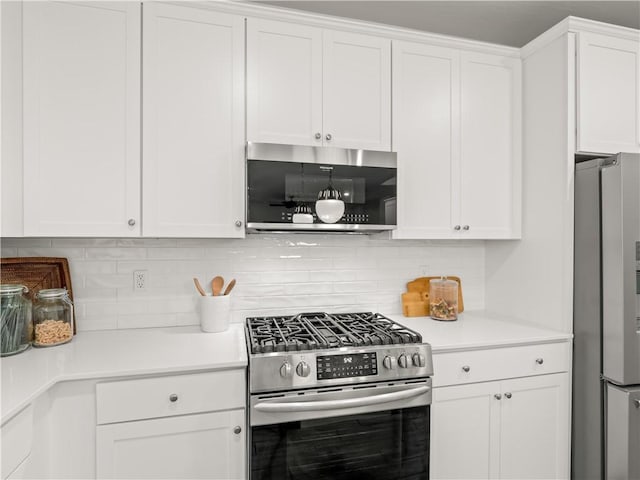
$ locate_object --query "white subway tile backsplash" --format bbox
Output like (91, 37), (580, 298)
(86, 248), (147, 260)
(2, 235), (485, 330)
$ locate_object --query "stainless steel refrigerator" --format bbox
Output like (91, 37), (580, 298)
(574, 152), (640, 479)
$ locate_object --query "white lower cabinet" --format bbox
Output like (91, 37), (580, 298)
(95, 370), (246, 480)
(430, 340), (570, 480)
(431, 373), (569, 479)
(96, 409), (245, 480)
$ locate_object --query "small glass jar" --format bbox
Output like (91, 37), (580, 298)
(33, 288), (74, 347)
(0, 284), (33, 356)
(429, 277), (458, 321)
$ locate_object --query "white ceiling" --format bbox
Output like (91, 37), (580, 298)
(253, 1), (640, 47)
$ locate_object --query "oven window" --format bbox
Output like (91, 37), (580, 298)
(251, 406), (429, 480)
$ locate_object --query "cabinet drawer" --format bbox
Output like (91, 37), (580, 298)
(96, 370), (245, 425)
(432, 342), (570, 387)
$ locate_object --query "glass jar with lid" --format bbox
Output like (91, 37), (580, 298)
(1, 284), (33, 356)
(33, 288), (74, 347)
(429, 277), (458, 321)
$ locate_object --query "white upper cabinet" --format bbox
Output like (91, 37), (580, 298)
(247, 18), (391, 151)
(393, 42), (521, 239)
(576, 31), (640, 154)
(459, 52), (521, 239)
(142, 3), (245, 237)
(22, 2), (141, 236)
(247, 19), (323, 147)
(322, 30), (391, 150)
(392, 42), (459, 239)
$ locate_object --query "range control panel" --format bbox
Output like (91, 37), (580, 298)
(316, 353), (378, 380)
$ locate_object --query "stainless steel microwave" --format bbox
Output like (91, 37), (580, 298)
(246, 142), (397, 233)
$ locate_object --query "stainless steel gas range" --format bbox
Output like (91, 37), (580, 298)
(245, 312), (433, 480)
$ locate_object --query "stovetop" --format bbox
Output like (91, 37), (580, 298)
(245, 312), (433, 393)
(246, 312), (422, 354)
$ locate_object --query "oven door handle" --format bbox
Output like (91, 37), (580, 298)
(254, 385), (430, 413)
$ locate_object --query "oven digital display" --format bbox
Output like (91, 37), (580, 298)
(316, 353), (378, 380)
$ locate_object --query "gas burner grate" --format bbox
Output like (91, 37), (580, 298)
(246, 312), (422, 354)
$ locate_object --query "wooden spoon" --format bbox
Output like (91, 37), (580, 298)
(193, 278), (207, 296)
(223, 278), (236, 296)
(211, 276), (224, 296)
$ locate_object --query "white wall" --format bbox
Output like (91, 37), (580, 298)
(1, 236), (486, 330)
(485, 33), (574, 333)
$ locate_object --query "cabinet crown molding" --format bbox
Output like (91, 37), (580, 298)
(521, 15), (639, 59)
(186, 0), (520, 57)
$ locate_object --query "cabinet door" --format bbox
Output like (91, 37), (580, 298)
(96, 409), (245, 479)
(323, 30), (391, 151)
(577, 32), (640, 154)
(142, 4), (245, 237)
(499, 373), (570, 479)
(430, 382), (501, 480)
(247, 18), (322, 146)
(459, 52), (521, 239)
(392, 41), (459, 239)
(23, 2), (141, 236)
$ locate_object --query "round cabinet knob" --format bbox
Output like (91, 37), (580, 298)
(454, 225), (461, 231)
(494, 394), (502, 400)
(296, 361), (310, 377)
(325, 134), (332, 141)
(128, 219), (136, 226)
(315, 132), (322, 140)
(398, 354), (409, 368)
(463, 225), (470, 231)
(383, 356), (397, 370)
(505, 392), (512, 399)
(412, 353), (426, 367)
(233, 426), (242, 434)
(169, 394), (178, 402)
(536, 358), (544, 365)
(462, 365), (471, 373)
(235, 220), (242, 227)
(279, 362), (292, 378)
(634, 399), (640, 409)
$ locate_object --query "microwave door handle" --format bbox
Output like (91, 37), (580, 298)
(254, 385), (430, 413)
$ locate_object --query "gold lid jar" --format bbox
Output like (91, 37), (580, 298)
(0, 284), (32, 356)
(33, 288), (74, 347)
(429, 277), (458, 321)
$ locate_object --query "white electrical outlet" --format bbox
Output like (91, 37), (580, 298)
(133, 270), (147, 290)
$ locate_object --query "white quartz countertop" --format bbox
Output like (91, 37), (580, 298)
(386, 311), (572, 352)
(1, 323), (247, 424)
(2, 311), (571, 425)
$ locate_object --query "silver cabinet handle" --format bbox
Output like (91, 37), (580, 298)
(454, 225), (461, 231)
(128, 219), (136, 226)
(315, 132), (322, 140)
(494, 394), (502, 400)
(233, 426), (242, 434)
(255, 386), (430, 413)
(462, 365), (470, 372)
(463, 225), (470, 231)
(536, 358), (544, 365)
(235, 220), (242, 227)
(325, 134), (332, 141)
(505, 392), (512, 399)
(169, 394), (178, 402)
(634, 400), (640, 409)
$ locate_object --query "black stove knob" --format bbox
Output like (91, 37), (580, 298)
(280, 362), (292, 378)
(296, 361), (311, 377)
(383, 356), (397, 370)
(412, 353), (426, 367)
(398, 354), (409, 368)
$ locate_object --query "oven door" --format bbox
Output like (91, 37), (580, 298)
(250, 380), (431, 480)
